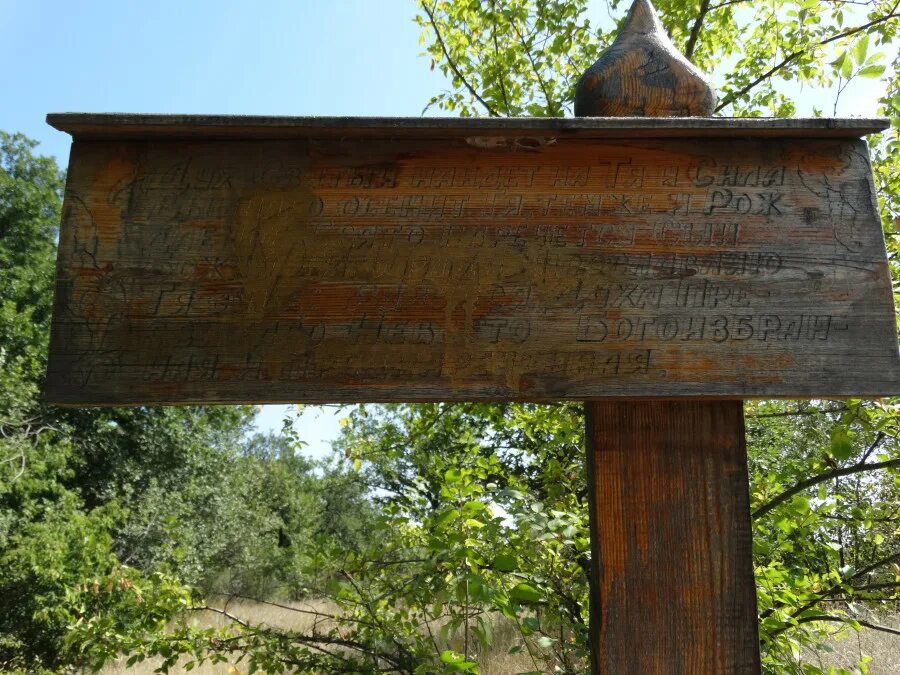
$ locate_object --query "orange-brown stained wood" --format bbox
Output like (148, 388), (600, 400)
(574, 0), (716, 116)
(585, 400), (760, 673)
(45, 130), (898, 405)
(578, 5), (759, 672)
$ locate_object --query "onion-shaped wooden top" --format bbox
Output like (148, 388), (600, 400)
(574, 0), (716, 117)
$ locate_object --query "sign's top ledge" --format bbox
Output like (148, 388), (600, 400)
(47, 113), (889, 141)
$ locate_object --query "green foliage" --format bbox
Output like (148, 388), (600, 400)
(326, 401), (900, 673)
(0, 131), (89, 671)
(747, 400), (900, 672)
(0, 132), (59, 385)
(80, 404), (592, 673)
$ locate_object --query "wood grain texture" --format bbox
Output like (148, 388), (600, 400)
(575, 0), (716, 116)
(45, 133), (898, 405)
(46, 113), (889, 140)
(585, 400), (760, 673)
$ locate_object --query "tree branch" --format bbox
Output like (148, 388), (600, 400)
(710, 0), (751, 9)
(205, 612), (412, 672)
(746, 405), (848, 418)
(753, 457), (900, 519)
(843, 550), (900, 588)
(489, 0), (512, 115)
(214, 594), (380, 629)
(194, 605), (251, 628)
(340, 569), (415, 665)
(707, 0), (876, 11)
(420, 1), (501, 117)
(685, 0), (712, 61)
(821, 511), (900, 523)
(761, 550), (900, 622)
(862, 431), (886, 462)
(793, 614), (900, 636)
(849, 581), (900, 594)
(510, 11), (560, 115)
(715, 5), (900, 111)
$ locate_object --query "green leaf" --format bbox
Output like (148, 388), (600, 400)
(435, 508), (460, 528)
(510, 582), (543, 604)
(440, 650), (463, 664)
(444, 468), (463, 483)
(439, 650), (478, 672)
(790, 496), (811, 514)
(776, 518), (795, 534)
(858, 65), (886, 79)
(472, 616), (493, 648)
(831, 50), (848, 70)
(830, 427), (854, 461)
(853, 35), (869, 65)
(461, 500), (485, 516)
(493, 553), (518, 572)
(840, 53), (853, 79)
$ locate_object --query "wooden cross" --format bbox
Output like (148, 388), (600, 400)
(44, 1), (898, 671)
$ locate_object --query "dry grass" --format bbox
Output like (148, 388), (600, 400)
(800, 611), (900, 674)
(101, 602), (900, 674)
(100, 597), (537, 674)
(199, 596), (340, 633)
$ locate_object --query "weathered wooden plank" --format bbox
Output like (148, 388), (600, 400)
(46, 133), (899, 404)
(47, 113), (889, 140)
(585, 400), (760, 673)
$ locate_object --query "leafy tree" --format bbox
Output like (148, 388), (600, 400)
(746, 400), (900, 670)
(0, 131), (97, 670)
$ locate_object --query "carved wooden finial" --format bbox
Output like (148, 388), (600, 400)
(574, 0), (716, 117)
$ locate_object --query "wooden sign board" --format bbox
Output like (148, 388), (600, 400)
(45, 114), (899, 404)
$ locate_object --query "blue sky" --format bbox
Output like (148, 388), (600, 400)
(1, 0), (886, 457)
(0, 1), (445, 161)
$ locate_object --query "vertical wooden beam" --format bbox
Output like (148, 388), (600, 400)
(585, 401), (760, 673)
(576, 1), (760, 672)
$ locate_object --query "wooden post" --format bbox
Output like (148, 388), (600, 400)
(585, 402), (760, 672)
(577, 1), (761, 672)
